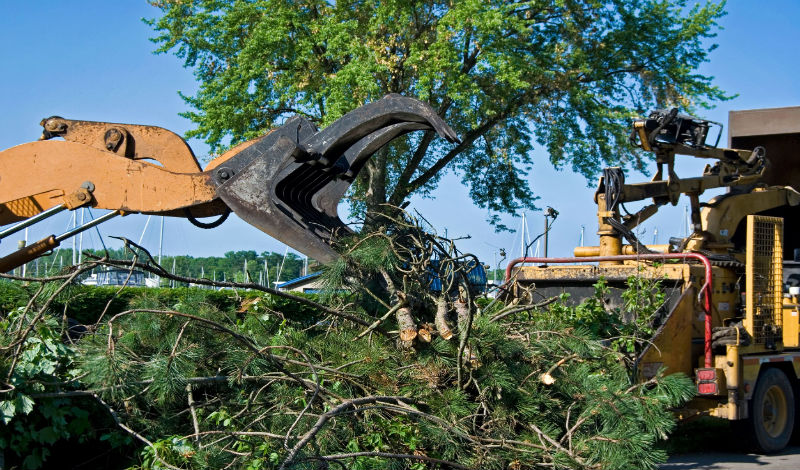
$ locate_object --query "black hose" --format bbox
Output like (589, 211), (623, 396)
(184, 206), (231, 229)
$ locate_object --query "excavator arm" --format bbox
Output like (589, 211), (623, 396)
(0, 94), (459, 271)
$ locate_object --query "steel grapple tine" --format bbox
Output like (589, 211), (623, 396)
(309, 121), (433, 221)
(274, 121), (433, 226)
(215, 95), (460, 264)
(334, 121), (431, 179)
(301, 94), (459, 166)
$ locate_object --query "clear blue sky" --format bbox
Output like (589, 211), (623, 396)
(1, 1), (798, 268)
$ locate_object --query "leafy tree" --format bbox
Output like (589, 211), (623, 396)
(149, 0), (727, 227)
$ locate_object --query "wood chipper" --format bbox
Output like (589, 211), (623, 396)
(506, 106), (800, 452)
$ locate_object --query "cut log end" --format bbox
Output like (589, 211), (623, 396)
(434, 297), (454, 340)
(417, 324), (433, 343)
(399, 328), (418, 342)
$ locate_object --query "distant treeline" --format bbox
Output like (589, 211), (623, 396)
(19, 247), (313, 285)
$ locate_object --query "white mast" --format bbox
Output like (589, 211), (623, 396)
(138, 215), (152, 246)
(276, 246), (289, 286)
(158, 216), (165, 266)
(78, 208), (84, 263)
(71, 211), (77, 265)
(22, 228), (28, 276)
(683, 205), (690, 236)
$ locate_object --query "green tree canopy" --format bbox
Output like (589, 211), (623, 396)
(148, 0), (727, 227)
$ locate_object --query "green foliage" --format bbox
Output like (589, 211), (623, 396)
(1, 308), (75, 423)
(0, 263), (692, 469)
(0, 282), (320, 469)
(0, 281), (32, 312)
(0, 282), (288, 325)
(548, 274), (667, 363)
(29, 248), (308, 285)
(149, 0), (728, 227)
(139, 436), (197, 470)
(73, 283), (690, 469)
(0, 307), (110, 469)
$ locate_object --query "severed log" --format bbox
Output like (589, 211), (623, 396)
(434, 296), (454, 340)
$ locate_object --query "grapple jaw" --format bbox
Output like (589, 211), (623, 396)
(214, 95), (459, 264)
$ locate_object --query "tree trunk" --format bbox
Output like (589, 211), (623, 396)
(364, 147), (389, 230)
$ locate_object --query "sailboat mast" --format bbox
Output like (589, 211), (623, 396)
(71, 211), (77, 265)
(158, 216), (165, 266)
(78, 208), (84, 263)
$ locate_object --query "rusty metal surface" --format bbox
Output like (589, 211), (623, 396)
(209, 115), (318, 187)
(216, 135), (343, 264)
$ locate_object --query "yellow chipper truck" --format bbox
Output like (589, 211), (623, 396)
(506, 106), (800, 452)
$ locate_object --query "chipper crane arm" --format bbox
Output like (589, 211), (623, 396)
(582, 108), (799, 260)
(0, 94), (459, 271)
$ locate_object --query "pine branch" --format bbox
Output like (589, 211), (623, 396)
(308, 452), (473, 470)
(89, 255), (380, 331)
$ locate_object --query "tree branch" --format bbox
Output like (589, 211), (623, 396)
(89, 255), (379, 332)
(402, 113), (507, 198)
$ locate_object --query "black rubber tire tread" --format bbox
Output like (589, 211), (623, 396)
(748, 368), (795, 453)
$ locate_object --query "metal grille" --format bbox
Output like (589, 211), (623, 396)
(745, 216), (784, 345)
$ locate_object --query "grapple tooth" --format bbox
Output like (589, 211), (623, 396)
(312, 122), (432, 219)
(335, 121), (431, 179)
(302, 94), (459, 165)
(216, 135), (343, 264)
(214, 95), (459, 264)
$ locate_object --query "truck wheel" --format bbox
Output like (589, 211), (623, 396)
(750, 368), (795, 453)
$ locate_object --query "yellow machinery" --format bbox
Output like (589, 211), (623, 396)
(507, 106), (800, 452)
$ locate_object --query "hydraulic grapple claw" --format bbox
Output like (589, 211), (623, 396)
(215, 95), (459, 263)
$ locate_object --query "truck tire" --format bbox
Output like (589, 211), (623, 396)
(749, 368), (795, 453)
